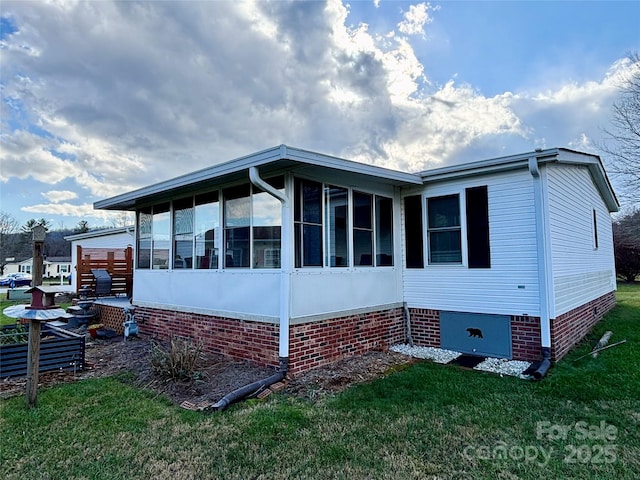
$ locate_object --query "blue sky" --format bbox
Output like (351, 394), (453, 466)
(1, 0), (639, 230)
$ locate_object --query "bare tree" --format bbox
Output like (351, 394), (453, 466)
(601, 52), (640, 205)
(613, 209), (640, 282)
(0, 212), (19, 275)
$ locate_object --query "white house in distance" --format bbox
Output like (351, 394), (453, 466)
(95, 145), (618, 374)
(11, 256), (72, 279)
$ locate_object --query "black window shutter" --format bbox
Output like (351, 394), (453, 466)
(404, 195), (424, 268)
(466, 186), (490, 268)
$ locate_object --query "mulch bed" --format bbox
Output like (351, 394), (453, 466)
(1, 334), (416, 406)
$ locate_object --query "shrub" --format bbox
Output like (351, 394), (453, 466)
(0, 322), (27, 345)
(149, 336), (203, 380)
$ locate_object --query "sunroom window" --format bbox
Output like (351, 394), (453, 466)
(325, 186), (349, 267)
(173, 197), (194, 268)
(194, 192), (220, 269)
(294, 179), (323, 267)
(353, 191), (373, 266)
(224, 185), (251, 268)
(151, 203), (170, 269)
(375, 196), (393, 266)
(137, 207), (152, 269)
(252, 176), (284, 268)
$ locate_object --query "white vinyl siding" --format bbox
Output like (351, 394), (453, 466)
(545, 165), (616, 315)
(403, 170), (542, 316)
(69, 229), (135, 281)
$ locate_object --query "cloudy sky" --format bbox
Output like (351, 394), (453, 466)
(1, 0), (639, 229)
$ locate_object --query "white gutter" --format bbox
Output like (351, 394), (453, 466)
(528, 156), (551, 350)
(249, 165), (291, 362)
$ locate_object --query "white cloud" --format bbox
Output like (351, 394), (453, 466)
(0, 0), (635, 222)
(42, 190), (78, 203)
(21, 202), (131, 225)
(398, 3), (437, 37)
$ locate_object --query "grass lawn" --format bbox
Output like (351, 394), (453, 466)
(1, 284), (638, 479)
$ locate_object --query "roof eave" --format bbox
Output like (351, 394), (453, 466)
(94, 145), (422, 211)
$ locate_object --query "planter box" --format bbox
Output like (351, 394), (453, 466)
(6, 288), (31, 301)
(0, 324), (85, 378)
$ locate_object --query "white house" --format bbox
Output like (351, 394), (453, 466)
(95, 145), (618, 374)
(12, 257), (72, 279)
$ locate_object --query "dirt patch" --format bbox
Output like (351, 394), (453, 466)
(0, 333), (415, 406)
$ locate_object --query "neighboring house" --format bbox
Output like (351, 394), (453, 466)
(16, 258), (32, 275)
(44, 257), (72, 279)
(95, 145), (619, 374)
(12, 257), (72, 279)
(2, 261), (22, 276)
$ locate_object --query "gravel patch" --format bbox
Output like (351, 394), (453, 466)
(474, 358), (532, 377)
(390, 344), (531, 378)
(390, 344), (462, 364)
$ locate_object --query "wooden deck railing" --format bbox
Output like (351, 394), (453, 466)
(76, 246), (133, 297)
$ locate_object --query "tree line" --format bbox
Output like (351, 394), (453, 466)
(0, 214), (92, 275)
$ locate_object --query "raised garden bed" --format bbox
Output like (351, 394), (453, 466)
(0, 323), (85, 378)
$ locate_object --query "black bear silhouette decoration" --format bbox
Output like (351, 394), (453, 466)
(466, 327), (483, 338)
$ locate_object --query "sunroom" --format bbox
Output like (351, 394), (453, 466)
(95, 145), (421, 371)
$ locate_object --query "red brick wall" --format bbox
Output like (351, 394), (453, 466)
(550, 291), (616, 361)
(511, 316), (542, 361)
(407, 308), (440, 347)
(135, 307), (280, 367)
(134, 306), (405, 373)
(288, 307), (405, 374)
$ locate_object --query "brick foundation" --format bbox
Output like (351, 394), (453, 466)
(407, 308), (440, 347)
(550, 291), (616, 361)
(119, 290), (615, 373)
(288, 307), (405, 374)
(510, 316), (542, 361)
(408, 290), (616, 363)
(134, 305), (405, 374)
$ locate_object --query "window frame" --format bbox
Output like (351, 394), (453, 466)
(427, 194), (462, 265)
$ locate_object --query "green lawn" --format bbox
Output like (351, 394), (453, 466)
(1, 284), (638, 479)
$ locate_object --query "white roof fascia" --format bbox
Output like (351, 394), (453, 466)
(420, 148), (619, 212)
(419, 148), (560, 182)
(64, 226), (135, 241)
(94, 145), (422, 211)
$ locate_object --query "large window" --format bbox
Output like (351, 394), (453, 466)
(427, 194), (461, 264)
(135, 176), (395, 271)
(294, 178), (393, 269)
(194, 192), (220, 269)
(137, 207), (152, 269)
(173, 197), (194, 268)
(252, 177), (284, 268)
(151, 203), (170, 269)
(353, 191), (373, 266)
(325, 186), (349, 267)
(294, 179), (323, 267)
(376, 196), (393, 266)
(224, 185), (251, 268)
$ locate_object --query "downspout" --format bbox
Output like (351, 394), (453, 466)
(529, 156), (552, 379)
(404, 303), (414, 347)
(211, 166), (291, 411)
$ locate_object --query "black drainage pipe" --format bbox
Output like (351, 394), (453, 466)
(211, 357), (289, 411)
(532, 347), (552, 380)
